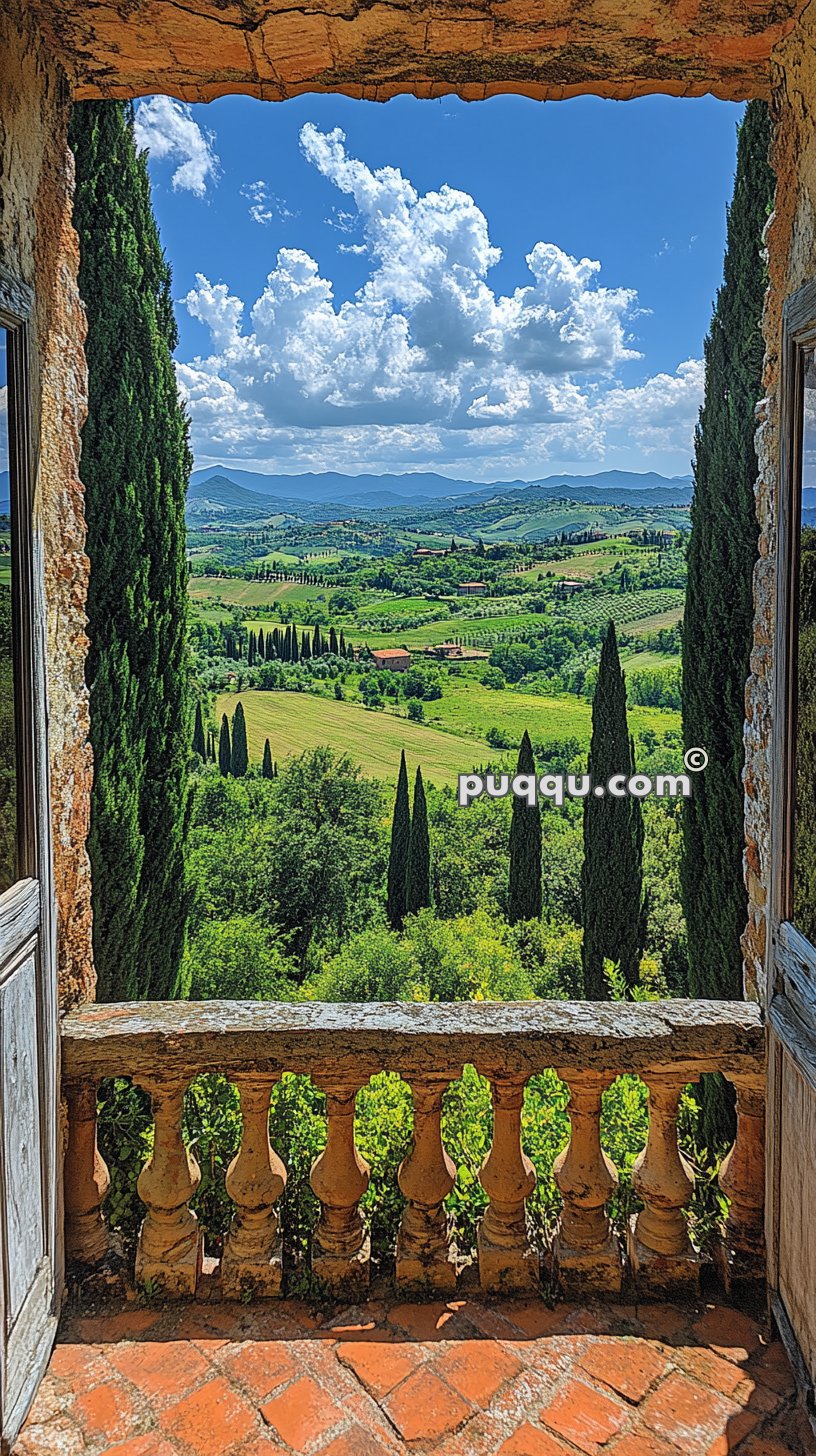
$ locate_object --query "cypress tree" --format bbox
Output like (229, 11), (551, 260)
(329, 626), (339, 656)
(231, 702), (249, 777)
(283, 625), (292, 662)
(339, 630), (346, 656)
(192, 701), (206, 760)
(681, 100), (773, 1144)
(301, 630), (310, 660)
(508, 730), (542, 923)
(271, 628), (280, 659)
(257, 629), (265, 660)
(387, 751), (411, 929)
(70, 101), (191, 1001)
(218, 714), (231, 777)
(313, 624), (323, 657)
(406, 766), (432, 915)
(682, 100), (772, 999)
(262, 738), (274, 780)
(291, 627), (300, 664)
(580, 621), (645, 999)
(248, 630), (256, 666)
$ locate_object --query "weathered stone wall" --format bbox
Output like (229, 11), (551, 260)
(743, 25), (816, 1004)
(0, 5), (94, 1010)
(29, 0), (796, 103)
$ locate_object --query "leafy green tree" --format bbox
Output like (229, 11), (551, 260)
(406, 766), (432, 914)
(218, 714), (231, 777)
(681, 101), (773, 1145)
(508, 730), (542, 923)
(387, 751), (411, 929)
(231, 702), (249, 777)
(581, 622), (645, 999)
(192, 702), (206, 760)
(70, 101), (192, 1000)
(682, 101), (771, 996)
(262, 738), (274, 780)
(407, 698), (424, 723)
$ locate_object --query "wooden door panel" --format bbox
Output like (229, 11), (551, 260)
(1, 947), (45, 1323)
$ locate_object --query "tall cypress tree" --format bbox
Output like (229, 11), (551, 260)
(192, 702), (206, 760)
(406, 766), (432, 915)
(387, 751), (411, 929)
(70, 101), (192, 1001)
(681, 101), (773, 1146)
(581, 622), (645, 999)
(313, 624), (323, 657)
(682, 102), (772, 1001)
(291, 627), (299, 664)
(508, 730), (542, 923)
(262, 738), (274, 780)
(301, 630), (310, 660)
(231, 702), (249, 777)
(218, 714), (231, 777)
(329, 626), (339, 656)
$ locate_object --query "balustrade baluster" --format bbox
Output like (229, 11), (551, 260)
(135, 1076), (202, 1297)
(64, 1080), (110, 1265)
(310, 1075), (370, 1293)
(397, 1074), (458, 1291)
(477, 1073), (538, 1291)
(553, 1073), (621, 1295)
(630, 1073), (698, 1295)
(222, 1076), (287, 1298)
(718, 1073), (765, 1286)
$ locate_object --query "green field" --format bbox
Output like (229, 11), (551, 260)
(190, 577), (331, 608)
(215, 689), (486, 785)
(423, 673), (680, 744)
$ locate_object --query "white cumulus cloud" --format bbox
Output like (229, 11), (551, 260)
(134, 96), (220, 197)
(178, 124), (696, 477)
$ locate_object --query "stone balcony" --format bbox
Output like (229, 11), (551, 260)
(15, 998), (810, 1454)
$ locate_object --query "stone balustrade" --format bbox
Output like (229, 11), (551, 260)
(61, 999), (766, 1301)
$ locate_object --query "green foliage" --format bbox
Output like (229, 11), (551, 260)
(406, 767), (432, 914)
(262, 737), (274, 779)
(230, 701), (249, 777)
(581, 622), (645, 998)
(386, 752), (411, 930)
(71, 100), (192, 1000)
(182, 915), (297, 1000)
(218, 714), (231, 776)
(681, 101), (772, 1147)
(192, 701), (206, 760)
(508, 731), (543, 924)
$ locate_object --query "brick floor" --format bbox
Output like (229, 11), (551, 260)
(12, 1291), (810, 1455)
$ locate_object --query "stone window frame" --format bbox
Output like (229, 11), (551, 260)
(0, 266), (38, 892)
(770, 278), (816, 1037)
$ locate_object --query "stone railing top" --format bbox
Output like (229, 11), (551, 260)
(62, 998), (765, 1084)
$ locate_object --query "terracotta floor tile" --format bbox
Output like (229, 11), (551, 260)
(433, 1339), (525, 1407)
(218, 1341), (298, 1403)
(238, 1439), (291, 1456)
(48, 1344), (109, 1386)
(578, 1339), (670, 1403)
(386, 1300), (475, 1343)
(690, 1307), (764, 1362)
(70, 1309), (162, 1344)
(676, 1345), (748, 1398)
(639, 1370), (742, 1449)
(608, 1434), (682, 1456)
(746, 1342), (797, 1398)
(540, 1378), (629, 1454)
(13, 1415), (86, 1456)
(633, 1304), (691, 1343)
(705, 1406), (764, 1455)
(496, 1421), (577, 1454)
(161, 1375), (257, 1455)
(337, 1335), (422, 1400)
(382, 1366), (473, 1442)
(260, 1374), (343, 1452)
(503, 1303), (570, 1340)
(107, 1337), (211, 1401)
(72, 1381), (139, 1446)
(105, 1434), (178, 1456)
(317, 1425), (389, 1455)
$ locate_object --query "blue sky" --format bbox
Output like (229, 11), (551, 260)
(134, 93), (744, 482)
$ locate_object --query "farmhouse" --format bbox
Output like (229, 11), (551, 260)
(555, 579), (584, 595)
(426, 641), (463, 659)
(457, 580), (488, 596)
(370, 647), (411, 671)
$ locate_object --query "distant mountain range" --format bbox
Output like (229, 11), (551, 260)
(188, 466), (694, 516)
